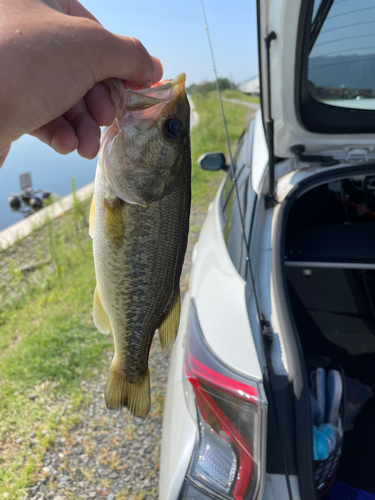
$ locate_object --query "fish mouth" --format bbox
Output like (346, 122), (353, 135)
(144, 73), (186, 94)
(129, 73), (187, 102)
(118, 73), (187, 124)
(107, 74), (187, 119)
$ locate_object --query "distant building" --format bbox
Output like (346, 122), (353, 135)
(239, 77), (260, 95)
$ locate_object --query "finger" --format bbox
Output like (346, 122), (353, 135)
(150, 56), (163, 84)
(86, 26), (162, 87)
(0, 144), (11, 169)
(85, 82), (115, 126)
(64, 99), (101, 159)
(66, 0), (101, 24)
(31, 117), (78, 154)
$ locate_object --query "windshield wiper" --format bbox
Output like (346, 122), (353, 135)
(310, 0), (335, 52)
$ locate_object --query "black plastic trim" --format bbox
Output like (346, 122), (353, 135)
(256, 0), (266, 138)
(297, 0), (375, 134)
(309, 0), (335, 51)
(291, 144), (339, 167)
(264, 375), (297, 475)
(178, 478), (219, 500)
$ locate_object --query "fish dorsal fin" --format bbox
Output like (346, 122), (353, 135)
(89, 194), (95, 238)
(93, 286), (111, 334)
(158, 288), (181, 351)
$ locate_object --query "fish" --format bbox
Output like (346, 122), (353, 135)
(89, 74), (191, 418)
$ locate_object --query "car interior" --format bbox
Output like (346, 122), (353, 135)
(284, 173), (375, 494)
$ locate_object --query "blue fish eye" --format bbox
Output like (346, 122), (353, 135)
(163, 118), (183, 140)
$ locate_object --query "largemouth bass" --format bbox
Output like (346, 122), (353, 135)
(89, 74), (191, 418)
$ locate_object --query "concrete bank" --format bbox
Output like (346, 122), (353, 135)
(0, 181), (94, 250)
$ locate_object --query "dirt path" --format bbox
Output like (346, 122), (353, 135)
(222, 97), (260, 111)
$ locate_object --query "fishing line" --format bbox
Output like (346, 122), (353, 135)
(199, 3), (293, 499)
(200, 0), (250, 260)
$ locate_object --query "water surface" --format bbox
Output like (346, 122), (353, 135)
(0, 136), (96, 230)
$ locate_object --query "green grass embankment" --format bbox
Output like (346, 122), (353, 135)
(0, 92), (258, 499)
(220, 89), (260, 103)
(190, 92), (259, 206)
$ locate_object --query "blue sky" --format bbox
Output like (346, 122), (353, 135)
(0, 0), (258, 230)
(85, 0), (258, 86)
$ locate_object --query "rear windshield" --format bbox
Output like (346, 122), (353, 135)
(308, 0), (375, 110)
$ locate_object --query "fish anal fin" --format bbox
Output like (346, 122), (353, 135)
(93, 286), (111, 334)
(105, 363), (150, 418)
(89, 194), (95, 238)
(158, 288), (181, 351)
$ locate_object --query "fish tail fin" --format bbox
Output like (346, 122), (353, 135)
(105, 363), (150, 418)
(158, 288), (181, 351)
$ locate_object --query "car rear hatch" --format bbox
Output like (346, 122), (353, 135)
(257, 0), (375, 164)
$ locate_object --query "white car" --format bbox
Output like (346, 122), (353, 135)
(160, 1), (375, 499)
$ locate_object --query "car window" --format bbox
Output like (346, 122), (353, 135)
(221, 128), (248, 209)
(308, 0), (375, 110)
(312, 0), (323, 22)
(222, 175), (234, 211)
(221, 118), (256, 279)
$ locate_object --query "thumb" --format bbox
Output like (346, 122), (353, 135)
(79, 21), (163, 87)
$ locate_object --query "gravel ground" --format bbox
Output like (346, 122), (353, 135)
(12, 194), (218, 500)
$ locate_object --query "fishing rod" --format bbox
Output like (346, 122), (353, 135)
(200, 0), (250, 258)
(199, 3), (293, 499)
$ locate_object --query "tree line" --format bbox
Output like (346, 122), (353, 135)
(187, 78), (237, 95)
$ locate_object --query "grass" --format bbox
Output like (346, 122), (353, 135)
(190, 91), (258, 206)
(0, 92), (257, 499)
(0, 187), (109, 499)
(220, 89), (260, 103)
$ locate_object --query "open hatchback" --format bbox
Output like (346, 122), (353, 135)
(258, 0), (375, 498)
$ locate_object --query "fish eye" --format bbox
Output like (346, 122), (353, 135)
(162, 118), (183, 140)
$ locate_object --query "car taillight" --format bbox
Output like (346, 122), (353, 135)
(182, 301), (267, 500)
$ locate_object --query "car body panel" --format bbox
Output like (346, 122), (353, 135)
(191, 181), (263, 382)
(159, 290), (197, 500)
(251, 111), (269, 194)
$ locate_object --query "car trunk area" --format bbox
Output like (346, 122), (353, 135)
(283, 172), (375, 495)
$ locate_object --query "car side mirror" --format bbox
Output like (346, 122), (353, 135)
(198, 152), (229, 172)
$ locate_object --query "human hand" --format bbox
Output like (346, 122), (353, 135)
(0, 0), (163, 167)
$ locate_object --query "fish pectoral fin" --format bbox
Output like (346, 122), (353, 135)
(158, 288), (181, 351)
(105, 363), (150, 418)
(93, 286), (111, 334)
(89, 194), (95, 238)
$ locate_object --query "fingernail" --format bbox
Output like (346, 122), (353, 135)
(151, 56), (163, 83)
